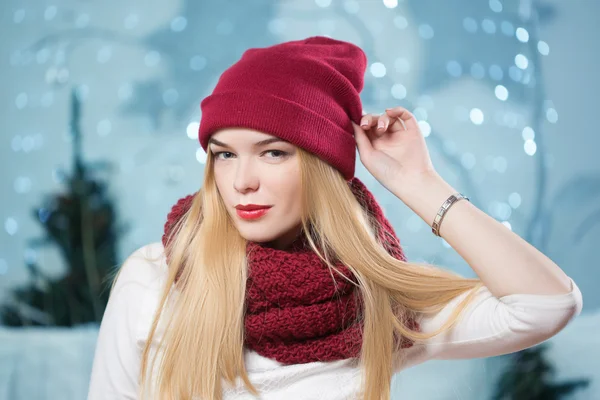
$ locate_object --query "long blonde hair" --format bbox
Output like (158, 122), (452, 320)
(108, 147), (483, 399)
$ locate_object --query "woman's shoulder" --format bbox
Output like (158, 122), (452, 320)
(89, 243), (170, 396)
(112, 241), (170, 294)
(104, 242), (171, 345)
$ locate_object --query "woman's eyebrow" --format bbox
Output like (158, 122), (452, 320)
(208, 137), (287, 148)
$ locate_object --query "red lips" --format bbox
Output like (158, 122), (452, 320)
(235, 205), (271, 220)
(235, 204), (272, 211)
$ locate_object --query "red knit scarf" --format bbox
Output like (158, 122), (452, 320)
(162, 177), (419, 365)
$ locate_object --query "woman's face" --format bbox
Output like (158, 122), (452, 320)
(208, 128), (303, 250)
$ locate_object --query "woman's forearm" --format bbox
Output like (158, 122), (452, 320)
(391, 171), (573, 298)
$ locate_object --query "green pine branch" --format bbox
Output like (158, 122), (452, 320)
(1, 87), (124, 327)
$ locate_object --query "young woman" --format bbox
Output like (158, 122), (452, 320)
(87, 36), (582, 400)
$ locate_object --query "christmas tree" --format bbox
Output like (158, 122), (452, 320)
(491, 343), (590, 400)
(0, 87), (123, 326)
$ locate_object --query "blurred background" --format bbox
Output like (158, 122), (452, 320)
(1, 0), (599, 399)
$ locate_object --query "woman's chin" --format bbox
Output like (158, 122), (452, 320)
(236, 228), (276, 244)
(237, 227), (300, 250)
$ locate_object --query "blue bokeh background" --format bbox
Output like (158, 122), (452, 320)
(1, 0), (598, 398)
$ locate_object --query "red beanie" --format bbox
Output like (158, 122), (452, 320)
(198, 36), (367, 181)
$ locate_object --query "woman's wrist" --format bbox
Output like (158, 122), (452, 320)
(391, 171), (460, 229)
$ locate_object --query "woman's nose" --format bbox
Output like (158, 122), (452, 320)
(233, 161), (259, 193)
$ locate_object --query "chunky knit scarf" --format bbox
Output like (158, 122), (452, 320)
(162, 177), (419, 365)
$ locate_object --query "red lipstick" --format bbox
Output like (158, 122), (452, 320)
(235, 204), (272, 220)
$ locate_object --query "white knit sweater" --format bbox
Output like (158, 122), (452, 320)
(87, 242), (583, 400)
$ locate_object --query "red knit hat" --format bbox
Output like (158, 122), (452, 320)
(198, 36), (367, 181)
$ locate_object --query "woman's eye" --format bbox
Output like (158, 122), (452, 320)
(213, 150), (288, 160)
(264, 150), (288, 158)
(214, 151), (233, 160)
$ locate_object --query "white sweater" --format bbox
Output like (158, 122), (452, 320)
(87, 242), (583, 400)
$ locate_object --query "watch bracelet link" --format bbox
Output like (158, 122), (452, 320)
(431, 193), (470, 237)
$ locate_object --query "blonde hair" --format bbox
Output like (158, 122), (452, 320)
(108, 147), (483, 400)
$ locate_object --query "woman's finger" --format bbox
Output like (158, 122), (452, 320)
(376, 113), (390, 135)
(360, 113), (386, 140)
(385, 107), (418, 131)
(352, 121), (374, 155)
(385, 114), (406, 133)
(360, 113), (379, 130)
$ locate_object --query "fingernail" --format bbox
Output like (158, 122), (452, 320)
(360, 118), (368, 127)
(378, 120), (384, 129)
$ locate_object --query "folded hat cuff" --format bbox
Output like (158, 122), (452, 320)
(199, 89), (356, 180)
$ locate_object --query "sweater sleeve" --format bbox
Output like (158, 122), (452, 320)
(399, 276), (583, 368)
(87, 243), (166, 400)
